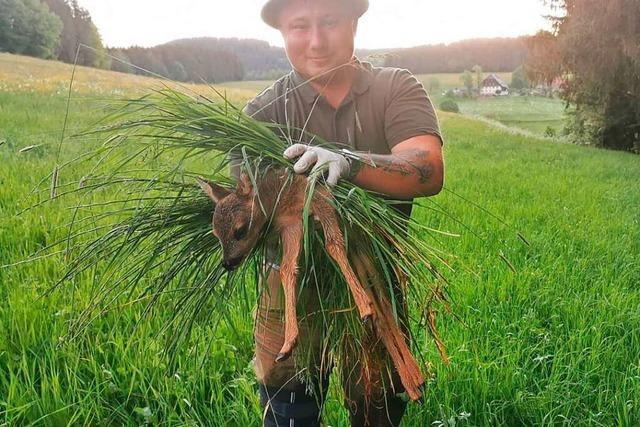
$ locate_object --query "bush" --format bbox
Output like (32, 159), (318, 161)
(511, 66), (529, 91)
(439, 98), (460, 113)
(544, 126), (557, 138)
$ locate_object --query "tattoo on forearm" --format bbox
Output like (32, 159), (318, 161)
(363, 149), (433, 183)
(408, 156), (433, 184)
(381, 162), (411, 177)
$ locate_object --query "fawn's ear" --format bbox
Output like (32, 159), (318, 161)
(196, 177), (231, 203)
(236, 173), (254, 197)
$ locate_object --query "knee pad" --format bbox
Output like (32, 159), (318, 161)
(259, 384), (323, 427)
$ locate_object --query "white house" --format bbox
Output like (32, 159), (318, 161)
(480, 74), (510, 96)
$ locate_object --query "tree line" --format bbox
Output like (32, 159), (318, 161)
(109, 40), (244, 83)
(0, 0), (108, 68)
(108, 38), (292, 83)
(380, 37), (528, 73)
(525, 0), (639, 151)
(107, 37), (531, 82)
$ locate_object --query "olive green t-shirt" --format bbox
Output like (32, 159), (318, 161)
(242, 58), (443, 218)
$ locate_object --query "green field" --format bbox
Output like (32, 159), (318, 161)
(1, 54), (639, 425)
(412, 73), (568, 137)
(453, 96), (568, 136)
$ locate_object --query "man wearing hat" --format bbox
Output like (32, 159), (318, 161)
(240, 0), (444, 425)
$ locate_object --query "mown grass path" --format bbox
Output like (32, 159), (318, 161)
(453, 96), (568, 135)
(1, 54), (639, 425)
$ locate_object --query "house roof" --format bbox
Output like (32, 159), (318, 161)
(482, 73), (509, 89)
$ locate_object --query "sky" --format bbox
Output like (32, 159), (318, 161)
(76, 0), (553, 50)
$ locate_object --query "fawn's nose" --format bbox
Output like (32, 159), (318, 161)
(222, 256), (242, 271)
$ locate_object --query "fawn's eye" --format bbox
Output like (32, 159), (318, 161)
(234, 224), (249, 240)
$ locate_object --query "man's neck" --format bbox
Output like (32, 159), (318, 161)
(311, 66), (356, 108)
(308, 65), (357, 109)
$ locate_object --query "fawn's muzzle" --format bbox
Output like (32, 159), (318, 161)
(222, 256), (243, 271)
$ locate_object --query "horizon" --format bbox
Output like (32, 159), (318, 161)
(101, 34), (540, 52)
(76, 0), (553, 50)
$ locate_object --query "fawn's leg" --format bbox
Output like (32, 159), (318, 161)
(352, 252), (424, 401)
(312, 198), (374, 322)
(275, 223), (303, 363)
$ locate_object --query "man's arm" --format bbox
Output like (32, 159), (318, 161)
(283, 134), (444, 199)
(350, 134), (444, 200)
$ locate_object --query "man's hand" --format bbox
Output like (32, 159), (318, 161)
(283, 144), (350, 187)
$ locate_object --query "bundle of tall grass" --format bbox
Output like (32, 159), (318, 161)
(43, 87), (450, 402)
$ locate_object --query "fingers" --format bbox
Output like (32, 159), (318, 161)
(283, 144), (307, 159)
(284, 144), (344, 186)
(285, 144), (318, 174)
(293, 150), (318, 173)
(326, 162), (340, 186)
(312, 160), (338, 186)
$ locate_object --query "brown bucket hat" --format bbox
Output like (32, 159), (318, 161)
(261, 0), (369, 28)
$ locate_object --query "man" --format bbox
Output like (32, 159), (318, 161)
(239, 0), (444, 425)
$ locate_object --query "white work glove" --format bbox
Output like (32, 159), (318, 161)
(283, 144), (350, 187)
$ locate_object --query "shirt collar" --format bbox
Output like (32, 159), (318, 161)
(290, 57), (374, 106)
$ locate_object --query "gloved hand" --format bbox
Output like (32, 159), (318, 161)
(283, 144), (350, 186)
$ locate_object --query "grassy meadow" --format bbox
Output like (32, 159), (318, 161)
(411, 73), (568, 137)
(1, 53), (640, 426)
(453, 96), (567, 135)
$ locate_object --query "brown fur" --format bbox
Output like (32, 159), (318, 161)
(197, 169), (424, 400)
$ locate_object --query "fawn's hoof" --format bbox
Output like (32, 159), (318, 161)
(408, 381), (425, 403)
(275, 352), (291, 363)
(275, 337), (297, 363)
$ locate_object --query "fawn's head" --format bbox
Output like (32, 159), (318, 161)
(197, 174), (267, 271)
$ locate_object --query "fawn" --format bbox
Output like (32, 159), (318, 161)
(197, 169), (425, 400)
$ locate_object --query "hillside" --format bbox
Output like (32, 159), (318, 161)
(0, 52), (256, 104)
(105, 36), (528, 82)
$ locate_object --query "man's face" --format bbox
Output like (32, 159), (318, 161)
(278, 0), (357, 81)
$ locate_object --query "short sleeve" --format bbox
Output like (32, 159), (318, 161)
(384, 69), (443, 149)
(242, 99), (263, 119)
(242, 86), (277, 123)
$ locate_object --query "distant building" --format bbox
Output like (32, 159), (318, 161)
(481, 74), (510, 96)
